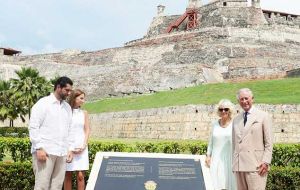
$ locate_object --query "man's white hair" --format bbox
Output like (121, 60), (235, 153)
(236, 88), (253, 99)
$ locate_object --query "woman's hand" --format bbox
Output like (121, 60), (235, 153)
(82, 143), (87, 150)
(73, 148), (83, 154)
(73, 143), (87, 154)
(205, 155), (211, 168)
(66, 151), (73, 163)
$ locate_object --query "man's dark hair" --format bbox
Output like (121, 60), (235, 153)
(54, 76), (73, 90)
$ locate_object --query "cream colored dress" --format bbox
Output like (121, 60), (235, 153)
(66, 108), (89, 171)
(207, 120), (237, 190)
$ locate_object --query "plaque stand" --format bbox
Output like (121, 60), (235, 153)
(87, 152), (213, 190)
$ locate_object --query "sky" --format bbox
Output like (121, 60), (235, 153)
(0, 0), (300, 55)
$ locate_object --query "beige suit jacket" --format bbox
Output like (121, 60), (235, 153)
(232, 107), (273, 172)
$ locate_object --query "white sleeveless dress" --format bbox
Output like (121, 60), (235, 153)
(66, 108), (89, 171)
(207, 120), (237, 190)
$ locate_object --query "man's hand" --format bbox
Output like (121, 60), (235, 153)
(66, 151), (73, 163)
(205, 156), (211, 168)
(36, 149), (48, 162)
(258, 162), (269, 176)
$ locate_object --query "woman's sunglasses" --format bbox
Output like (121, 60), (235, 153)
(219, 108), (229, 112)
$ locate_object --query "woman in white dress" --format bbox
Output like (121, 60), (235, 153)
(64, 89), (90, 190)
(205, 99), (237, 190)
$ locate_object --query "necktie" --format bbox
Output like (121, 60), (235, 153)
(243, 112), (248, 126)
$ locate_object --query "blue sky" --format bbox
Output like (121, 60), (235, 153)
(0, 0), (299, 55)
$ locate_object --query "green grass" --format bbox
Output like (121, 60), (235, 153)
(83, 78), (300, 114)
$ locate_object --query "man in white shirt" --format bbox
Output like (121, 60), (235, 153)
(29, 76), (75, 190)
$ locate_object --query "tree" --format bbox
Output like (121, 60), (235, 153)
(0, 80), (21, 127)
(49, 75), (61, 87)
(1, 67), (55, 127)
(0, 80), (11, 122)
(11, 67), (52, 121)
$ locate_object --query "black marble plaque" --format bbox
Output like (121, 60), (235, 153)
(94, 156), (206, 190)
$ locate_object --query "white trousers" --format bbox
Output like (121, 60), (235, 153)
(32, 153), (66, 190)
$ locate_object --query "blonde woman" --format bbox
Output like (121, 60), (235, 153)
(205, 99), (237, 190)
(64, 89), (90, 190)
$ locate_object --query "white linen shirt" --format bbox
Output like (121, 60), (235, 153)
(29, 93), (74, 156)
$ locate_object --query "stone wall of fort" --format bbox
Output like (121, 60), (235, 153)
(1, 1), (300, 100)
(1, 1), (299, 143)
(145, 1), (300, 38)
(1, 104), (298, 143)
(1, 25), (299, 100)
(89, 104), (300, 143)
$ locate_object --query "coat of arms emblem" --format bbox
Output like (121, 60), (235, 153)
(144, 180), (157, 190)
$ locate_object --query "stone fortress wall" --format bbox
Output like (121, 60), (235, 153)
(144, 0), (300, 37)
(1, 103), (299, 143)
(1, 0), (300, 100)
(89, 104), (299, 143)
(0, 0), (299, 142)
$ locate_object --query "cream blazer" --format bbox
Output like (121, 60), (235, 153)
(232, 107), (273, 172)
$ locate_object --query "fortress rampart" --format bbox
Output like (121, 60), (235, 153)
(0, 0), (300, 100)
(88, 104), (300, 143)
(1, 104), (299, 143)
(1, 0), (299, 142)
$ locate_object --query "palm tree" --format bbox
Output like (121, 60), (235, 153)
(0, 80), (11, 122)
(11, 67), (52, 120)
(0, 80), (20, 127)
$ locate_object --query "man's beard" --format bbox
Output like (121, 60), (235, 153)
(60, 93), (67, 100)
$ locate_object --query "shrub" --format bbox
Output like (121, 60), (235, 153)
(0, 161), (34, 190)
(272, 144), (300, 167)
(0, 140), (5, 161)
(0, 127), (29, 138)
(0, 162), (299, 190)
(0, 137), (31, 162)
(267, 166), (300, 190)
(0, 137), (299, 168)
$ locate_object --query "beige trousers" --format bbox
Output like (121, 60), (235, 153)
(32, 153), (66, 190)
(235, 172), (268, 190)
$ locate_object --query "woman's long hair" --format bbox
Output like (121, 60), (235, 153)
(68, 89), (85, 109)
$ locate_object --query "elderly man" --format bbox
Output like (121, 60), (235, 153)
(232, 88), (273, 190)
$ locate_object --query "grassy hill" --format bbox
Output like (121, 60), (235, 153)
(84, 78), (300, 114)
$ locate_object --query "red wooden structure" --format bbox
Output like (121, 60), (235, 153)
(166, 9), (198, 33)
